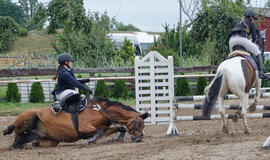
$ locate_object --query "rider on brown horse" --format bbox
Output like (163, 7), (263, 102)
(51, 53), (92, 114)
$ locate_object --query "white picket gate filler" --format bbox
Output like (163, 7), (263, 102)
(135, 51), (178, 136)
(262, 136), (270, 150)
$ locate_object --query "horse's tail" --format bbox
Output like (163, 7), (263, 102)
(202, 70), (226, 119)
(3, 109), (39, 136)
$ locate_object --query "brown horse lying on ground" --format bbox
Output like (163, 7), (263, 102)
(3, 97), (149, 149)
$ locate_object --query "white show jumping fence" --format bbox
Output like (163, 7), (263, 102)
(135, 51), (178, 136)
(175, 92), (270, 102)
(175, 104), (270, 110)
(135, 51), (270, 137)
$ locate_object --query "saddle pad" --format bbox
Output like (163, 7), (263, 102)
(228, 50), (258, 71)
(228, 50), (250, 58)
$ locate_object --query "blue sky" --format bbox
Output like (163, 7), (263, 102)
(12, 0), (268, 32)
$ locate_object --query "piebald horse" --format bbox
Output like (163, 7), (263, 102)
(202, 31), (265, 134)
(3, 97), (149, 149)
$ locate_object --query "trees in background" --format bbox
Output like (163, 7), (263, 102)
(0, 16), (18, 52)
(190, 0), (246, 65)
(30, 3), (47, 30)
(153, 0), (248, 66)
(0, 0), (26, 26)
(18, 0), (39, 27)
(151, 24), (203, 67)
(112, 20), (141, 31)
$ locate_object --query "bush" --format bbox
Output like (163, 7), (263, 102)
(29, 82), (45, 103)
(128, 89), (135, 99)
(94, 80), (110, 98)
(18, 26), (28, 37)
(77, 74), (91, 97)
(6, 83), (21, 102)
(175, 77), (190, 96)
(47, 20), (57, 34)
(195, 77), (208, 95)
(111, 79), (128, 99)
(0, 16), (18, 51)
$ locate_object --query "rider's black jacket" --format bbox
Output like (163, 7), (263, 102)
(230, 17), (257, 43)
(55, 67), (90, 94)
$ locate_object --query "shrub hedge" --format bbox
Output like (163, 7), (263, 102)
(195, 77), (208, 95)
(29, 82), (45, 103)
(111, 79), (128, 99)
(94, 80), (110, 98)
(175, 77), (190, 96)
(6, 83), (21, 102)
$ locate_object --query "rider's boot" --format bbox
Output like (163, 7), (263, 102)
(257, 54), (270, 80)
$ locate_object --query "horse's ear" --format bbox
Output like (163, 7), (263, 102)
(141, 112), (149, 119)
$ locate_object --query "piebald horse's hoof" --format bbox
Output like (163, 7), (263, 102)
(248, 104), (256, 113)
(244, 128), (251, 134)
(222, 126), (229, 134)
(231, 113), (239, 123)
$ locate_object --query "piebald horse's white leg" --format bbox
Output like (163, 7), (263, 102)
(240, 94), (250, 134)
(218, 97), (228, 134)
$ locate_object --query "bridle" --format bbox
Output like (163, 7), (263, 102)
(125, 115), (144, 141)
(89, 99), (144, 141)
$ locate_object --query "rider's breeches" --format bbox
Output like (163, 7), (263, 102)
(229, 35), (261, 56)
(56, 89), (79, 101)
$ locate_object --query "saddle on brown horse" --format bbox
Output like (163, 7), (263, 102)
(3, 97), (149, 149)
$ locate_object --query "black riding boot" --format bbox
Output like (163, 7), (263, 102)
(257, 55), (270, 80)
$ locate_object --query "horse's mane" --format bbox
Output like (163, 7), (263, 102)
(92, 97), (138, 113)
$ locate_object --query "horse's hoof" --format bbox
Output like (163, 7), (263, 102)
(82, 140), (89, 146)
(231, 114), (239, 123)
(248, 105), (256, 113)
(32, 141), (40, 147)
(116, 138), (124, 142)
(244, 128), (251, 134)
(222, 126), (229, 134)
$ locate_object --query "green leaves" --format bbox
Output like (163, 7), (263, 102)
(118, 38), (136, 64)
(190, 0), (245, 65)
(0, 0), (26, 26)
(6, 83), (21, 103)
(29, 82), (45, 103)
(0, 16), (19, 51)
(30, 3), (47, 30)
(151, 24), (203, 66)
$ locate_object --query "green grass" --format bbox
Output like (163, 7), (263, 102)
(0, 86), (7, 98)
(0, 102), (51, 115)
(2, 30), (56, 55)
(0, 98), (136, 115)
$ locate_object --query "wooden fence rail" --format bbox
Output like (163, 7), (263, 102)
(0, 66), (217, 77)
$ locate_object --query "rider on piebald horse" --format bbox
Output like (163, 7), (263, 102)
(51, 53), (92, 114)
(229, 8), (269, 79)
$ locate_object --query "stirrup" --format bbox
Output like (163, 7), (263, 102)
(259, 73), (270, 80)
(51, 102), (62, 115)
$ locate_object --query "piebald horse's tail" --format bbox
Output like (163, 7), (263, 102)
(3, 109), (39, 135)
(202, 70), (226, 119)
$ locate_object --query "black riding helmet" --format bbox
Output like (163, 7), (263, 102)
(244, 8), (257, 19)
(57, 53), (73, 64)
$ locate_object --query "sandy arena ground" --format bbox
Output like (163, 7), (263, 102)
(1, 99), (270, 160)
